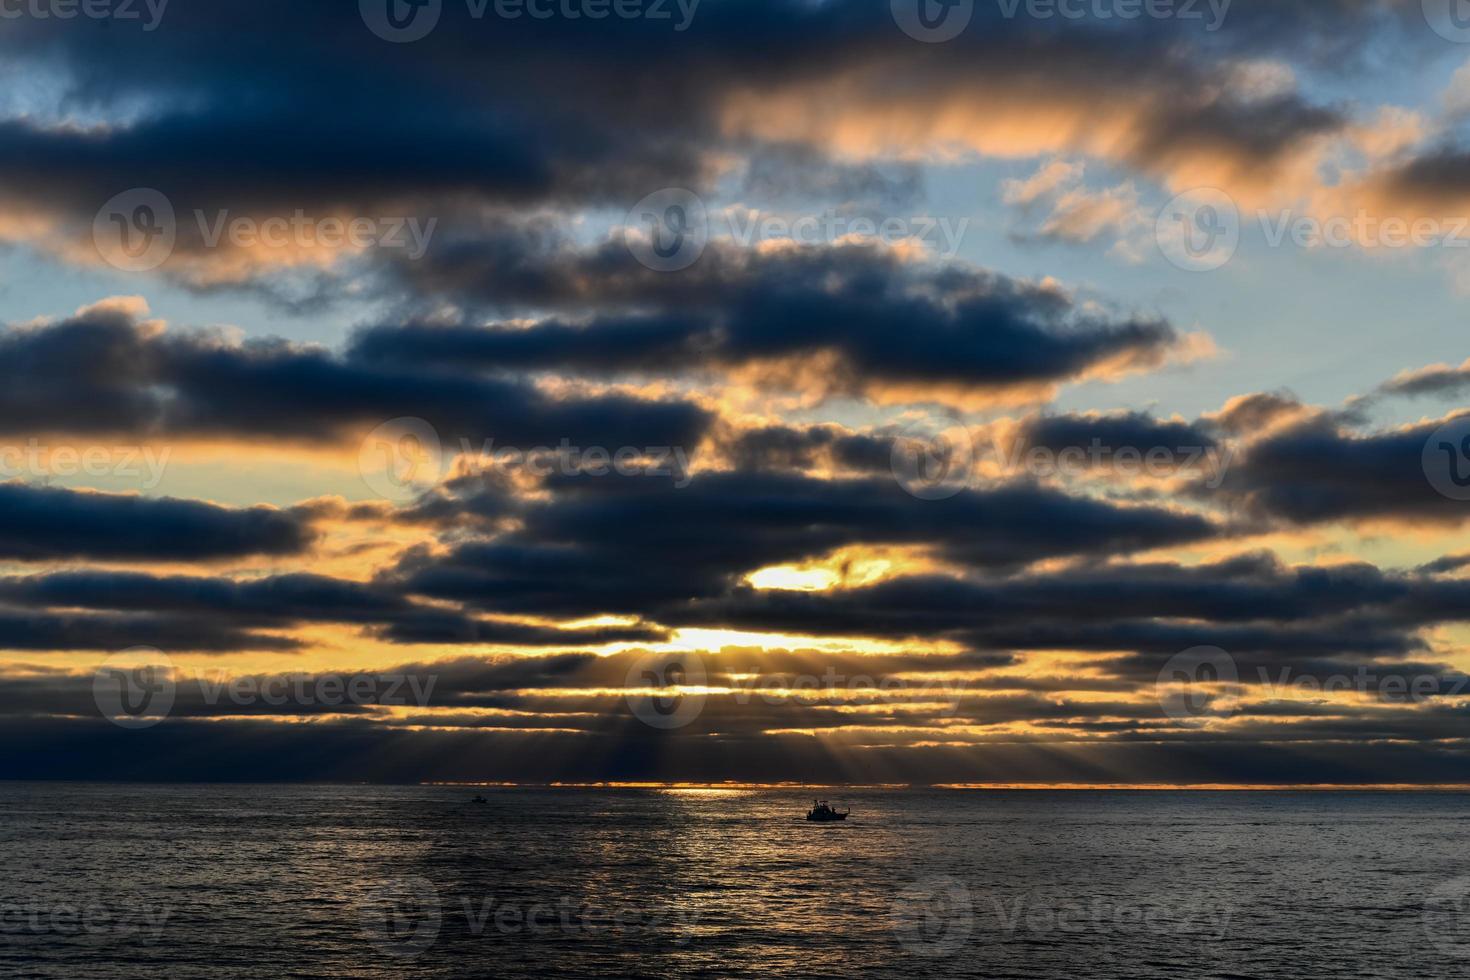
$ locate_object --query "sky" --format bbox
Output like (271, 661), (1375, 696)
(3, 0), (1470, 784)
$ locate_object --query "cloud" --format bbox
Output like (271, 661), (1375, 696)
(1001, 160), (1148, 256)
(389, 470), (1217, 618)
(0, 0), (1411, 287)
(1200, 413), (1470, 526)
(0, 612), (297, 653)
(1378, 357), (1470, 398)
(0, 482), (312, 562)
(0, 299), (711, 449)
(0, 570), (668, 649)
(355, 243), (1191, 405)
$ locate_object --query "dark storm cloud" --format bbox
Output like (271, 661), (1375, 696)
(377, 614), (666, 646)
(960, 616), (1421, 659)
(737, 147), (924, 208)
(661, 555), (1408, 637)
(1418, 552), (1470, 574)
(371, 649), (1014, 701)
(1, 0), (1464, 787)
(1370, 147), (1470, 209)
(0, 482), (311, 561)
(0, 0), (1364, 293)
(12, 645), (1461, 739)
(724, 424), (895, 475)
(353, 244), (1183, 397)
(1201, 414), (1470, 525)
(650, 552), (1470, 667)
(0, 571), (666, 648)
(388, 470), (1217, 617)
(0, 611), (294, 652)
(719, 410), (1218, 478)
(1020, 412), (1217, 455)
(0, 302), (710, 448)
(296, 538), (1445, 683)
(0, 571), (417, 623)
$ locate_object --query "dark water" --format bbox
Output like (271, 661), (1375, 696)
(2, 784), (1468, 978)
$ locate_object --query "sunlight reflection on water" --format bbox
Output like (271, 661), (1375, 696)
(1, 784), (1466, 978)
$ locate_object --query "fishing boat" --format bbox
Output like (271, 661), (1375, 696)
(805, 799), (850, 822)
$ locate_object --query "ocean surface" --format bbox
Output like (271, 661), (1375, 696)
(1, 784), (1468, 978)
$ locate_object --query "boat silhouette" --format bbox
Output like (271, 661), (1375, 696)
(805, 799), (850, 822)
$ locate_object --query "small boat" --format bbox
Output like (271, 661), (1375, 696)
(471, 795), (487, 804)
(805, 799), (850, 822)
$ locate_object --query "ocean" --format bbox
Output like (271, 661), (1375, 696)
(1, 784), (1466, 978)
